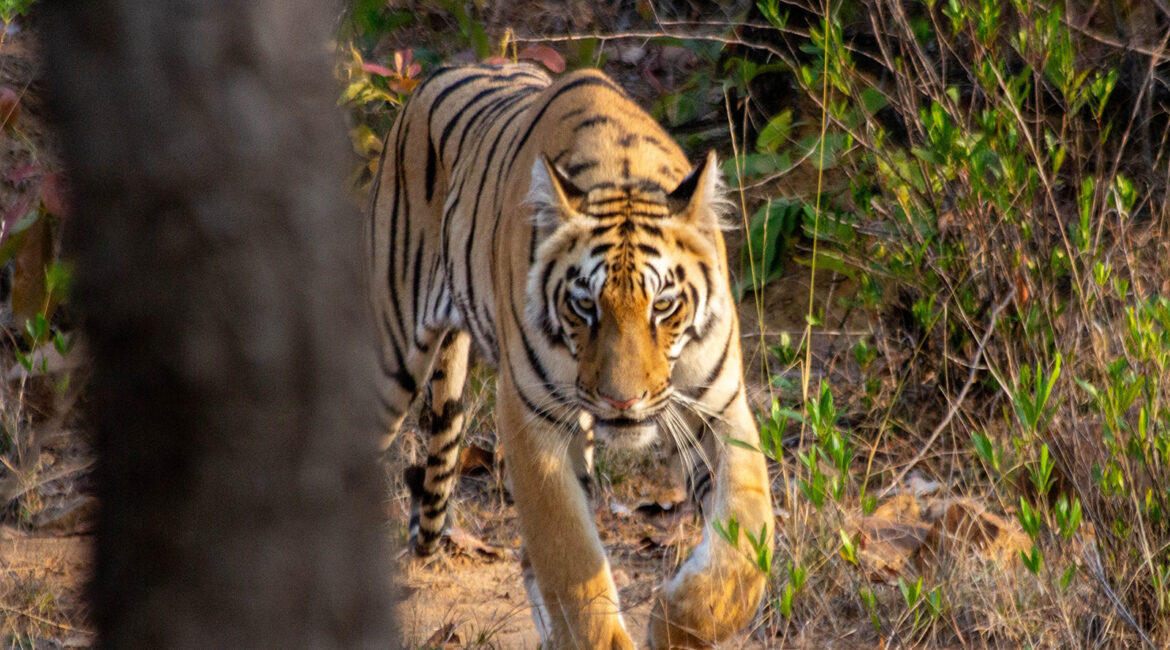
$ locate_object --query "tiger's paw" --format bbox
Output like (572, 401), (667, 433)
(545, 621), (636, 650)
(607, 626), (637, 650)
(646, 537), (766, 649)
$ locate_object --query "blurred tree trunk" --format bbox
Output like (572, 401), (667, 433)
(42, 1), (394, 647)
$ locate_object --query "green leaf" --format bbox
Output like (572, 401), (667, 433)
(839, 529), (858, 565)
(911, 146), (945, 166)
(757, 0), (786, 28)
(756, 110), (793, 153)
(736, 199), (802, 297)
(712, 515), (741, 547)
(801, 132), (849, 170)
(971, 432), (995, 469)
(726, 438), (761, 454)
(860, 87), (889, 113)
(792, 250), (853, 277)
(722, 152), (787, 185)
(1020, 544), (1043, 575)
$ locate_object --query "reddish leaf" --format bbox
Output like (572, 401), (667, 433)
(360, 62), (394, 77)
(482, 55), (509, 65)
(519, 45), (566, 73)
(40, 172), (68, 217)
(0, 86), (19, 130)
(7, 163), (41, 184)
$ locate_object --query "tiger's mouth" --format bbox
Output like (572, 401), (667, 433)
(591, 416), (659, 449)
(573, 385), (671, 448)
(593, 415), (649, 428)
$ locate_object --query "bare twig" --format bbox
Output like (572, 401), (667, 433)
(511, 29), (785, 59)
(876, 287), (1015, 499)
(1082, 536), (1157, 648)
(1064, 17), (1170, 61)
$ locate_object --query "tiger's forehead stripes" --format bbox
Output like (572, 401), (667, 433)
(571, 220), (679, 301)
(581, 183), (672, 219)
(550, 104), (689, 201)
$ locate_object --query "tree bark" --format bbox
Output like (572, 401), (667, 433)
(42, 2), (394, 647)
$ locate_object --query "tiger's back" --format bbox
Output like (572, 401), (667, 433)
(370, 63), (773, 650)
(369, 64), (549, 376)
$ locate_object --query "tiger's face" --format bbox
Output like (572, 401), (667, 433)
(527, 152), (726, 446)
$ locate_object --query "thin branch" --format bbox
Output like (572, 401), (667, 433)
(510, 29), (786, 59)
(1082, 537), (1157, 648)
(876, 287), (1015, 499)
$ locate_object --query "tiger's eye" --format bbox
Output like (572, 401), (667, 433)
(653, 298), (674, 312)
(574, 297), (595, 312)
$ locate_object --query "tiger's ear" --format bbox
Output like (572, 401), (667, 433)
(667, 150), (727, 228)
(528, 154), (586, 227)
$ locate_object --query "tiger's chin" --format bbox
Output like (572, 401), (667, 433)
(592, 418), (659, 450)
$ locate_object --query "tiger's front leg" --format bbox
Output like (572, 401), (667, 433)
(496, 380), (635, 650)
(649, 391), (773, 649)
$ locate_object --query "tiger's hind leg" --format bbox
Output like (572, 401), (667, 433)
(404, 329), (472, 556)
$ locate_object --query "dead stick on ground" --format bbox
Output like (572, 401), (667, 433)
(876, 287), (1015, 500)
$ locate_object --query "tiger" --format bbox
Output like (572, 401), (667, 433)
(368, 62), (773, 649)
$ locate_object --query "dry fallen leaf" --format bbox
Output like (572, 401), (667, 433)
(423, 622), (460, 649)
(446, 525), (506, 560)
(458, 444), (494, 476)
(871, 493), (919, 521)
(855, 515), (931, 583)
(12, 217), (51, 323)
(918, 498), (1030, 572)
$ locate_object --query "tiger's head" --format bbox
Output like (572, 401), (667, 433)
(526, 152), (730, 447)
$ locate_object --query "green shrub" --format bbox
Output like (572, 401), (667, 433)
(739, 0), (1169, 645)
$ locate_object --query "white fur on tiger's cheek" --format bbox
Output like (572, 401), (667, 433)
(690, 289), (711, 340)
(524, 259), (563, 349)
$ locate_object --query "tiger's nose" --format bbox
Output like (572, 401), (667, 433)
(601, 394), (644, 411)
